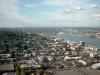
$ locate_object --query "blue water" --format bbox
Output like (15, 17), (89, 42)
(54, 32), (100, 48)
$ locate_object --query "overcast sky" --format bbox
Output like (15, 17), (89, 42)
(0, 0), (100, 27)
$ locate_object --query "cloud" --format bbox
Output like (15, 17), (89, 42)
(44, 0), (66, 6)
(0, 0), (19, 15)
(63, 9), (73, 14)
(94, 14), (100, 17)
(63, 6), (84, 15)
(0, 0), (22, 27)
(90, 4), (98, 8)
(0, 12), (49, 27)
(0, 0), (49, 27)
(0, 0), (100, 27)
(74, 6), (84, 10)
(23, 4), (33, 8)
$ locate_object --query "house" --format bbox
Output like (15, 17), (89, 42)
(91, 63), (100, 70)
(78, 59), (92, 66)
(19, 59), (40, 69)
(0, 54), (11, 59)
(0, 64), (14, 71)
(64, 56), (72, 61)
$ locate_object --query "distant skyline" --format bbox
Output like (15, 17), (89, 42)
(0, 0), (100, 27)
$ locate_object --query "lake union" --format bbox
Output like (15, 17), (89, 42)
(54, 32), (100, 48)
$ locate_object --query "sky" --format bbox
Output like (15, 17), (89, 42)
(0, 0), (100, 27)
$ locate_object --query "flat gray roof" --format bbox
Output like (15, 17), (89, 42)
(55, 68), (100, 75)
(0, 64), (14, 71)
(55, 69), (80, 75)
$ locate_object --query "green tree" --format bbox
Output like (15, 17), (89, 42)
(16, 64), (21, 75)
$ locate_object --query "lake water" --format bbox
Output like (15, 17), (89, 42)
(54, 32), (100, 48)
